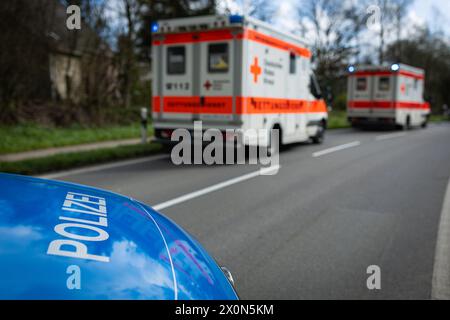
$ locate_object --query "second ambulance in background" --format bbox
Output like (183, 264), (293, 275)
(347, 63), (430, 129)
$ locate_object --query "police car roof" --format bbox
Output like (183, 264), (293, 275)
(0, 173), (237, 300)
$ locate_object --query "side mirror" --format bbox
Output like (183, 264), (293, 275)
(220, 266), (235, 287)
(309, 74), (322, 99)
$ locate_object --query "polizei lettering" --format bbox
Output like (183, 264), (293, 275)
(47, 192), (110, 262)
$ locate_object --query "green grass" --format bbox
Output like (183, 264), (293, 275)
(0, 142), (163, 176)
(326, 111), (450, 128)
(0, 123), (153, 155)
(327, 110), (350, 129)
(430, 114), (449, 123)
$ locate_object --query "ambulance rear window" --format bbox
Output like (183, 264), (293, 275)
(208, 43), (229, 73)
(167, 46), (185, 75)
(379, 77), (390, 91)
(356, 77), (367, 91)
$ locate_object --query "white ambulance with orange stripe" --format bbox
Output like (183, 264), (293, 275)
(151, 15), (328, 148)
(347, 64), (430, 129)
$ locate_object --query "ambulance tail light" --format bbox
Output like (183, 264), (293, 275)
(161, 129), (174, 139)
(229, 15), (244, 24)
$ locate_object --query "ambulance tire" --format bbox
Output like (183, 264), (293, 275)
(267, 125), (282, 156)
(162, 144), (173, 154)
(421, 115), (428, 129)
(405, 116), (412, 130)
(311, 121), (325, 144)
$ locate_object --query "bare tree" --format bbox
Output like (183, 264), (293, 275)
(376, 0), (412, 64)
(298, 0), (366, 94)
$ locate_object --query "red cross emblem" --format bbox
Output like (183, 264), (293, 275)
(203, 80), (212, 90)
(400, 83), (406, 94)
(250, 57), (262, 83)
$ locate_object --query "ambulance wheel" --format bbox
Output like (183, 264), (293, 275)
(311, 121), (325, 144)
(162, 144), (173, 154)
(405, 116), (412, 130)
(421, 115), (429, 128)
(268, 125), (282, 156)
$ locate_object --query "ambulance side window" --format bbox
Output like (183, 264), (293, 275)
(356, 77), (367, 91)
(208, 43), (229, 73)
(167, 46), (186, 75)
(378, 77), (390, 91)
(289, 53), (296, 74)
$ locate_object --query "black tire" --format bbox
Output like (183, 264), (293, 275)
(311, 121), (325, 144)
(162, 144), (173, 154)
(267, 125), (282, 156)
(405, 116), (412, 130)
(421, 115), (429, 128)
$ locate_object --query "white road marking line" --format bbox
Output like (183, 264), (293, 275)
(432, 174), (450, 299)
(312, 141), (361, 158)
(38, 154), (169, 179)
(153, 165), (281, 211)
(375, 132), (406, 141)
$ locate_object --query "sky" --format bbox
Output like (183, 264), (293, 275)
(218, 0), (450, 39)
(216, 0), (450, 63)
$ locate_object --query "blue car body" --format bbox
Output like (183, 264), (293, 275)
(0, 173), (238, 300)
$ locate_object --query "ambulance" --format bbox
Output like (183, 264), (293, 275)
(151, 15), (328, 149)
(347, 63), (430, 129)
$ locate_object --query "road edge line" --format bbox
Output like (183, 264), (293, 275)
(431, 174), (450, 299)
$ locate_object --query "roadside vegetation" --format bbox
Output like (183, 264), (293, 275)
(327, 110), (350, 129)
(0, 142), (162, 176)
(0, 123), (152, 155)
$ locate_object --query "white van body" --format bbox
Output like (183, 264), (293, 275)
(347, 64), (430, 128)
(151, 15), (328, 147)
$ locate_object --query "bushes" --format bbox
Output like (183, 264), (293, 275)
(332, 93), (347, 111)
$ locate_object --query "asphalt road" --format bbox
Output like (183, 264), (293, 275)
(46, 123), (450, 299)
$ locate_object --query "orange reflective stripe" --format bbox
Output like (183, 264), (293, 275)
(237, 97), (326, 114)
(153, 96), (327, 114)
(154, 29), (235, 45)
(348, 100), (430, 110)
(152, 27), (311, 58)
(242, 29), (311, 58)
(396, 101), (430, 109)
(310, 99), (328, 113)
(160, 96), (233, 114)
(152, 96), (161, 112)
(236, 97), (327, 114)
(350, 70), (424, 80)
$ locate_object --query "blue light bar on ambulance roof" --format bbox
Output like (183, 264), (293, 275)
(348, 65), (355, 73)
(391, 63), (400, 71)
(151, 22), (159, 33)
(229, 15), (244, 24)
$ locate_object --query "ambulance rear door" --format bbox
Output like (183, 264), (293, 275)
(197, 32), (236, 125)
(159, 40), (196, 122)
(373, 73), (395, 114)
(349, 73), (373, 111)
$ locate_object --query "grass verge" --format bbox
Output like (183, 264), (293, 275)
(0, 123), (152, 155)
(430, 114), (449, 123)
(0, 142), (162, 176)
(327, 110), (350, 129)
